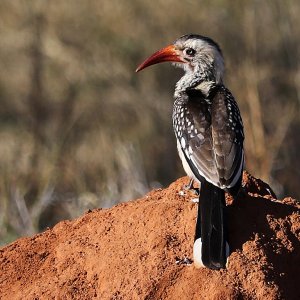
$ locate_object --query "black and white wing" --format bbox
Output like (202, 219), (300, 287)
(174, 85), (244, 195)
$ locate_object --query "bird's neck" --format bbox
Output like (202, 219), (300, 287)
(174, 67), (220, 101)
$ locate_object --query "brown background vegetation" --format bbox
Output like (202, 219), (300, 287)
(0, 0), (299, 245)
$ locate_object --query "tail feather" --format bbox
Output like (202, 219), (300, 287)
(193, 180), (228, 270)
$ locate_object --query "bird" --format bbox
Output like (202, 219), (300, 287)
(136, 34), (244, 270)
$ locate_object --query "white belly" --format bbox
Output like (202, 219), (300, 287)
(177, 140), (200, 183)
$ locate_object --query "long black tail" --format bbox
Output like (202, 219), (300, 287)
(194, 180), (228, 270)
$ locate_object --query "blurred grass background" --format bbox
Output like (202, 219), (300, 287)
(0, 0), (299, 245)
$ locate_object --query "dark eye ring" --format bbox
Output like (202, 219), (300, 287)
(185, 48), (196, 56)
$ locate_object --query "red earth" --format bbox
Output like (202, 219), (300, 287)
(0, 172), (299, 299)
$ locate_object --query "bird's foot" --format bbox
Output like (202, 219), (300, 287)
(183, 179), (200, 196)
(184, 178), (194, 190)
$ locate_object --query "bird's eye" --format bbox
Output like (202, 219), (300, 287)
(184, 48), (196, 56)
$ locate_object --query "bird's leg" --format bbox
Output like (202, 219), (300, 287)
(184, 178), (200, 196)
(184, 178), (194, 190)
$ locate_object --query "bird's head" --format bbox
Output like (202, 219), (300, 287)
(136, 34), (224, 84)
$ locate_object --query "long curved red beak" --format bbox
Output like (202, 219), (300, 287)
(136, 45), (183, 72)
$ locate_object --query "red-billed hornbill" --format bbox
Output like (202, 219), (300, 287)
(136, 34), (244, 270)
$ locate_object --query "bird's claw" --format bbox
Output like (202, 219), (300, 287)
(183, 178), (194, 191)
(183, 179), (200, 196)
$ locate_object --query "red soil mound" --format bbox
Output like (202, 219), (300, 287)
(0, 172), (299, 300)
